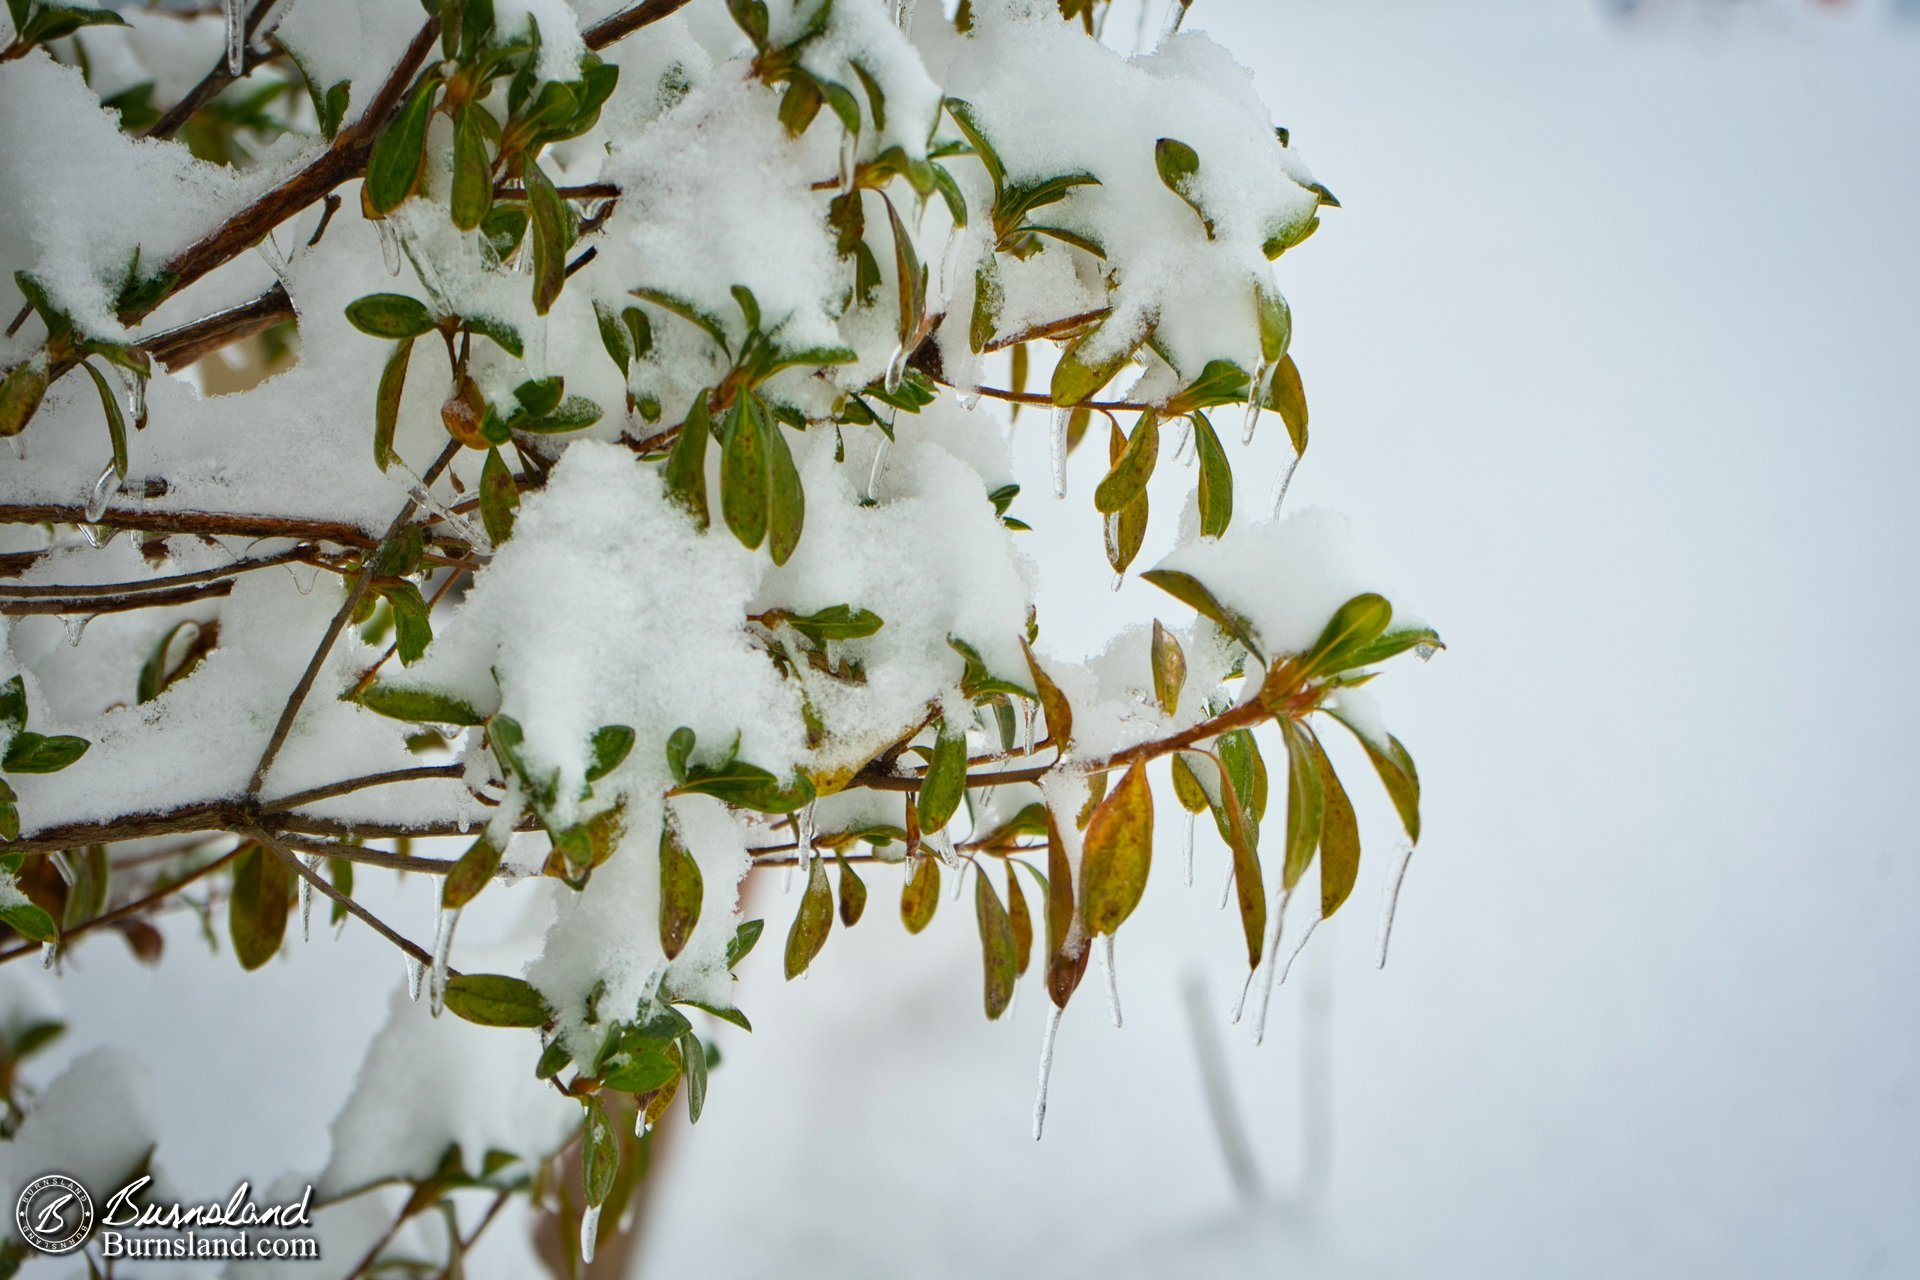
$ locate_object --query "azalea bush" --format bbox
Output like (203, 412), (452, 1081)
(0, 0), (1434, 1272)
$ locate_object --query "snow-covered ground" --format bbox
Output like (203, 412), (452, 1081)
(9, 1), (1919, 1277)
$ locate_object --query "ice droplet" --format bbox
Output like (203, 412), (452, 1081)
(1098, 934), (1123, 1028)
(406, 955), (424, 1001)
(1032, 1003), (1063, 1141)
(225, 0), (246, 76)
(1110, 571), (1124, 593)
(1248, 887), (1292, 1045)
(456, 792), (471, 834)
(634, 1107), (652, 1137)
(39, 941), (56, 970)
(299, 854), (318, 941)
(925, 827), (959, 871)
(892, 0), (917, 31)
(1376, 844), (1415, 969)
(284, 560), (320, 595)
(1218, 860), (1235, 910)
(126, 368), (146, 431)
(1021, 701), (1036, 756)
(957, 390), (981, 412)
(49, 850), (75, 886)
(1242, 361), (1270, 445)
(1414, 643), (1438, 663)
(796, 802), (817, 877)
(62, 614), (93, 648)
(1182, 811), (1196, 888)
(429, 909), (457, 1015)
(85, 461), (120, 523)
(883, 342), (908, 393)
(1049, 406), (1070, 498)
(580, 1203), (601, 1265)
(254, 232), (290, 288)
(837, 129), (858, 196)
(375, 218), (403, 277)
(1169, 415), (1193, 463)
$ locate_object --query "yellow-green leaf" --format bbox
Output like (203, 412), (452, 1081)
(1279, 721), (1325, 891)
(974, 867), (1018, 1019)
(1191, 410), (1232, 539)
(373, 336), (414, 472)
(1005, 863), (1033, 976)
(721, 394), (769, 550)
(1078, 759), (1153, 935)
(443, 973), (553, 1027)
(1265, 353), (1308, 454)
(783, 856), (833, 979)
(900, 853), (939, 935)
(442, 832), (503, 910)
(916, 720), (967, 832)
(1093, 411), (1158, 514)
(1308, 732), (1361, 918)
(659, 823), (703, 960)
(1150, 619), (1185, 716)
(228, 843), (291, 972)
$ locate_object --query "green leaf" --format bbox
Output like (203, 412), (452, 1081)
(974, 866), (1018, 1019)
(835, 851), (867, 927)
(1264, 353), (1308, 454)
(882, 194), (924, 348)
(228, 843), (291, 972)
(586, 725), (635, 782)
(1078, 759), (1153, 935)
(356, 683), (486, 726)
(525, 163), (569, 315)
(595, 301), (634, 373)
(631, 288), (730, 355)
(1154, 137), (1212, 236)
(783, 856), (833, 979)
(443, 974), (553, 1027)
(1279, 721), (1326, 891)
(0, 359), (49, 441)
(465, 313), (523, 358)
(1093, 411), (1159, 514)
(1191, 410), (1233, 539)
(373, 336), (415, 472)
(1256, 281), (1292, 365)
(1004, 863), (1033, 975)
(680, 1030), (708, 1123)
(720, 394), (770, 551)
(765, 415), (805, 566)
(726, 917), (763, 968)
(0, 899), (56, 944)
(381, 582), (433, 665)
(778, 73), (823, 136)
(517, 393), (601, 434)
(1325, 710), (1421, 845)
(1307, 731), (1361, 918)
(781, 605), (883, 646)
(1139, 568), (1264, 663)
(658, 823), (703, 961)
(673, 759), (815, 814)
(944, 97), (1004, 196)
(916, 721), (967, 833)
(1335, 623), (1445, 673)
(481, 204), (529, 261)
(442, 832), (504, 910)
(665, 727), (696, 784)
(663, 392), (712, 528)
(1050, 321), (1134, 407)
(1150, 620), (1185, 717)
(77, 361), (127, 480)
(479, 447), (519, 545)
(365, 73), (441, 213)
(1196, 749), (1267, 969)
(451, 105), (494, 232)
(1, 732), (89, 774)
(21, 3), (128, 45)
(900, 853), (939, 934)
(582, 1100), (618, 1207)
(1299, 593), (1393, 679)
(1170, 751), (1209, 815)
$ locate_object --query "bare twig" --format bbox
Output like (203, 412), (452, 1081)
(259, 763), (465, 815)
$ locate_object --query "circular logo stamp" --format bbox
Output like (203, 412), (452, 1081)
(14, 1174), (93, 1255)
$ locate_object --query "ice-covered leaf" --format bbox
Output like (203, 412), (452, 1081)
(783, 857), (833, 979)
(1079, 760), (1153, 936)
(974, 868), (1018, 1020)
(901, 854), (939, 935)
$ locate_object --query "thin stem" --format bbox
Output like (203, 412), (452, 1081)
(246, 826), (438, 967)
(259, 763), (465, 814)
(272, 833), (458, 876)
(0, 846), (242, 965)
(0, 546), (316, 599)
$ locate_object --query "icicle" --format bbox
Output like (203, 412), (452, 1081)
(406, 955), (424, 1001)
(1376, 844), (1414, 969)
(1169, 414), (1193, 463)
(1415, 643), (1438, 663)
(1229, 965), (1255, 1024)
(85, 460), (120, 523)
(862, 431), (891, 503)
(6, 436), (24, 461)
(39, 941), (56, 969)
(1274, 914), (1321, 988)
(430, 909), (457, 1015)
(456, 791), (472, 834)
(126, 366), (146, 431)
(1109, 571), (1124, 593)
(299, 855), (318, 941)
(634, 1107), (652, 1137)
(1248, 888), (1292, 1044)
(254, 232), (290, 288)
(79, 522), (118, 549)
(925, 827), (959, 870)
(883, 342), (909, 393)
(796, 802), (817, 877)
(1269, 449), (1300, 517)
(891, 0), (917, 32)
(1031, 1004), (1063, 1141)
(1218, 860), (1235, 909)
(935, 232), (964, 310)
(1182, 811), (1196, 888)
(62, 614), (93, 648)
(957, 390), (981, 412)
(1098, 934), (1123, 1028)
(1159, 0), (1193, 43)
(837, 129), (858, 196)
(1021, 701), (1036, 756)
(225, 0), (247, 77)
(49, 850), (75, 886)
(1241, 361), (1271, 445)
(1049, 406), (1070, 497)
(579, 1204), (602, 1265)
(375, 218), (402, 277)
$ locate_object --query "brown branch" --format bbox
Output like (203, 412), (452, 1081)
(581, 0), (700, 48)
(145, 0), (288, 140)
(2, 800), (242, 856)
(247, 440), (459, 795)
(142, 283), (294, 372)
(0, 545), (315, 599)
(259, 763), (465, 815)
(962, 383), (1149, 412)
(0, 578), (235, 616)
(272, 814), (542, 842)
(0, 845), (242, 965)
(0, 504), (379, 549)
(272, 833), (458, 876)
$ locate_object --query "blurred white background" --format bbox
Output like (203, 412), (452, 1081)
(14, 0), (1920, 1276)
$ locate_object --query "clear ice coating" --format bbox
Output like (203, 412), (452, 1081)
(862, 432), (891, 503)
(892, 0), (918, 32)
(796, 802), (817, 877)
(1376, 844), (1415, 969)
(299, 854), (318, 942)
(375, 218), (403, 277)
(1031, 1003), (1063, 1141)
(85, 461), (120, 523)
(1242, 360), (1270, 444)
(1253, 914), (1320, 1047)
(1183, 811), (1196, 888)
(49, 850), (75, 885)
(838, 130), (858, 196)
(225, 0), (247, 77)
(1050, 406), (1071, 497)
(883, 342), (909, 393)
(62, 614), (93, 648)
(406, 955), (424, 1002)
(1269, 450), (1301, 517)
(429, 908), (457, 1016)
(39, 941), (56, 970)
